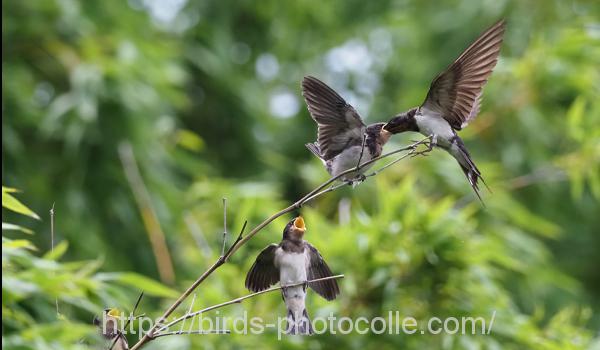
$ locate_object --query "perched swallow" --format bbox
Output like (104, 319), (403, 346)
(93, 308), (129, 350)
(302, 76), (392, 184)
(245, 216), (340, 335)
(384, 19), (506, 201)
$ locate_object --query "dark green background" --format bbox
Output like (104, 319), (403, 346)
(2, 0), (599, 349)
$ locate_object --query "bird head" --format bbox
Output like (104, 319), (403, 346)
(367, 123), (391, 144)
(383, 108), (418, 134)
(284, 216), (306, 240)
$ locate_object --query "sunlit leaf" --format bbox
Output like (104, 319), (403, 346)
(43, 240), (69, 260)
(1, 187), (40, 220)
(2, 222), (33, 234)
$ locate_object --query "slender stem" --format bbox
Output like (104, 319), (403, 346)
(157, 275), (345, 333)
(119, 142), (175, 285)
(50, 203), (59, 316)
(129, 138), (429, 350)
(221, 198), (227, 257)
(152, 330), (230, 338)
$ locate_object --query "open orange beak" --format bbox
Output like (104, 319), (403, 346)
(293, 216), (306, 231)
(107, 308), (121, 318)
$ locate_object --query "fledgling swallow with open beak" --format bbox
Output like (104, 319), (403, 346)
(93, 308), (129, 350)
(384, 19), (506, 201)
(245, 216), (340, 335)
(302, 76), (392, 185)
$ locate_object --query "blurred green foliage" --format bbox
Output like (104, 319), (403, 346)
(2, 0), (599, 349)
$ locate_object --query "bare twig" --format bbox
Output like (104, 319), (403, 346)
(156, 275), (345, 334)
(118, 142), (175, 285)
(129, 138), (430, 350)
(49, 203), (61, 317)
(152, 330), (230, 338)
(178, 293), (197, 334)
(221, 198), (227, 257)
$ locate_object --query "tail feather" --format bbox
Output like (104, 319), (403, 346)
(453, 138), (489, 204)
(305, 142), (323, 160)
(285, 309), (313, 335)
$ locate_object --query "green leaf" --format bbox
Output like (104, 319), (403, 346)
(2, 222), (33, 234)
(95, 272), (178, 298)
(2, 239), (37, 251)
(2, 187), (40, 220)
(43, 240), (69, 260)
(176, 129), (205, 152)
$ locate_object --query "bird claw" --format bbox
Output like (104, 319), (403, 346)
(427, 135), (437, 151)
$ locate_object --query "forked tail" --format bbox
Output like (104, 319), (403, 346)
(453, 138), (490, 204)
(286, 308), (313, 335)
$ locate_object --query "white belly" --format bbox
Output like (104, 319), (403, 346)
(275, 250), (309, 315)
(415, 114), (454, 147)
(329, 145), (374, 178)
(275, 251), (308, 284)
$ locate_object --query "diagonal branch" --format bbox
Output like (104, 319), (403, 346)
(129, 138), (430, 350)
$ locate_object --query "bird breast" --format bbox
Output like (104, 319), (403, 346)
(275, 250), (309, 284)
(330, 145), (374, 177)
(415, 113), (455, 146)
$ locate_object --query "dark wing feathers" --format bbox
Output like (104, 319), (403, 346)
(245, 244), (279, 292)
(306, 243), (340, 301)
(302, 76), (366, 160)
(422, 19), (505, 130)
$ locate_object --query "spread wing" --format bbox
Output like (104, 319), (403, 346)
(306, 243), (340, 301)
(245, 244), (279, 292)
(421, 19), (505, 130)
(302, 76), (366, 160)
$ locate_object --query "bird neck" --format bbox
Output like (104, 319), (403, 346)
(385, 108), (419, 133)
(280, 238), (305, 253)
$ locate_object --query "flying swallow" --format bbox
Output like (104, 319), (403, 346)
(302, 76), (392, 184)
(93, 308), (129, 350)
(384, 19), (506, 201)
(245, 216), (340, 335)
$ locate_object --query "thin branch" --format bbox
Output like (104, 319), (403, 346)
(156, 275), (345, 334)
(118, 142), (175, 285)
(152, 330), (230, 338)
(50, 203), (59, 317)
(222, 221), (247, 262)
(129, 138), (430, 350)
(178, 293), (197, 335)
(221, 198), (227, 257)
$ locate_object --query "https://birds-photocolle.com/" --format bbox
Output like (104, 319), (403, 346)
(245, 216), (340, 335)
(303, 19), (506, 201)
(383, 19), (506, 201)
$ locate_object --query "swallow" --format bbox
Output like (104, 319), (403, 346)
(302, 76), (392, 184)
(384, 19), (506, 201)
(245, 216), (340, 335)
(93, 308), (129, 350)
